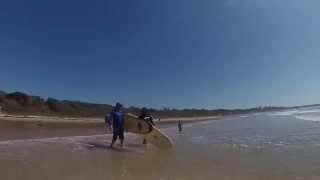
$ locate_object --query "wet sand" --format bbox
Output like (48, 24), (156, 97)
(0, 115), (220, 141)
(0, 118), (106, 141)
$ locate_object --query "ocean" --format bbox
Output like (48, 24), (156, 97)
(1, 106), (320, 179)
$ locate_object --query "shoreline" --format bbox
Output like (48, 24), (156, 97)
(0, 113), (222, 125)
(0, 114), (222, 141)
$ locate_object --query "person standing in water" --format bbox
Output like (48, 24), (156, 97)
(139, 107), (155, 144)
(178, 120), (183, 132)
(109, 103), (125, 148)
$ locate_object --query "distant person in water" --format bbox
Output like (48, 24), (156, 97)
(178, 120), (183, 132)
(109, 103), (125, 148)
(139, 107), (155, 144)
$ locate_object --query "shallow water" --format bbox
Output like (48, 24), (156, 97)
(1, 107), (320, 179)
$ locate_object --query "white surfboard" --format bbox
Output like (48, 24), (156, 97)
(126, 113), (173, 148)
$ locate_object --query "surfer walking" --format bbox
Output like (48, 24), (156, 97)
(109, 103), (125, 148)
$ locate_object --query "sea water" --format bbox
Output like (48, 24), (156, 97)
(1, 107), (320, 179)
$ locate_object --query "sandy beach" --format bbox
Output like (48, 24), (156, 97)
(0, 114), (220, 123)
(0, 114), (220, 141)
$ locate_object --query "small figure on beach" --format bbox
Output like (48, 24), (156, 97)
(139, 107), (155, 144)
(178, 120), (183, 132)
(109, 103), (125, 148)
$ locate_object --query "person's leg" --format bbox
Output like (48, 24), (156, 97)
(142, 138), (147, 144)
(110, 133), (117, 148)
(119, 137), (124, 147)
(119, 129), (124, 147)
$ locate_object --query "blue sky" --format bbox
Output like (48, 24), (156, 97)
(0, 0), (320, 109)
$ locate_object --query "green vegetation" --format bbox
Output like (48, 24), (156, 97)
(0, 91), (112, 117)
(0, 90), (317, 118)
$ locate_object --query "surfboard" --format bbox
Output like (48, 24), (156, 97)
(143, 126), (173, 148)
(124, 113), (152, 134)
(126, 113), (173, 149)
(107, 112), (150, 134)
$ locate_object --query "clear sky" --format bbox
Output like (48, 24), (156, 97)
(0, 0), (319, 109)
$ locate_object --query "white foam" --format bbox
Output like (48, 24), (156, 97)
(295, 109), (320, 114)
(0, 134), (110, 146)
(268, 108), (320, 122)
(268, 110), (299, 116)
(294, 115), (320, 122)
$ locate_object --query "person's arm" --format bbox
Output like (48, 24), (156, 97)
(122, 112), (125, 129)
(107, 113), (113, 129)
(148, 116), (155, 125)
(105, 114), (108, 126)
